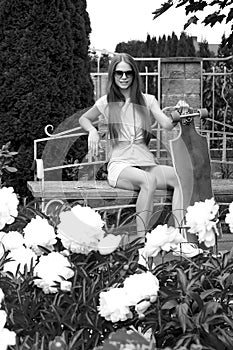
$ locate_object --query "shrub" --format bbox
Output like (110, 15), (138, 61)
(0, 0), (94, 198)
(1, 186), (233, 349)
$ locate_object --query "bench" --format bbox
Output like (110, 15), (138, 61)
(27, 118), (174, 230)
(27, 107), (233, 233)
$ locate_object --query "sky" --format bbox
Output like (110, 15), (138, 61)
(86, 0), (231, 54)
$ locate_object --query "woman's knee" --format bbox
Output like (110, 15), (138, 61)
(159, 166), (179, 188)
(140, 172), (157, 193)
(169, 171), (179, 188)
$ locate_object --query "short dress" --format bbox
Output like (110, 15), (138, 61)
(95, 94), (158, 187)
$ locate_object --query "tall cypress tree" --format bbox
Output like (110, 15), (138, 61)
(187, 36), (196, 57)
(158, 35), (166, 57)
(170, 32), (178, 57)
(150, 36), (158, 57)
(176, 32), (189, 56)
(0, 0), (94, 196)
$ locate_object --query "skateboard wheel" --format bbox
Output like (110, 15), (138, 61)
(171, 110), (181, 123)
(198, 108), (208, 118)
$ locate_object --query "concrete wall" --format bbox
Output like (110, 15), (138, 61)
(161, 57), (202, 109)
(159, 57), (203, 160)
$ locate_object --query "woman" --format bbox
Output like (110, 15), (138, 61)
(79, 53), (201, 257)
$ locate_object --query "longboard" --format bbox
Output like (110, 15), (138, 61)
(169, 108), (213, 243)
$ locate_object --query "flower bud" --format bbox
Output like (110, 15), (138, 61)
(138, 313), (145, 320)
(49, 336), (67, 350)
(150, 295), (157, 303)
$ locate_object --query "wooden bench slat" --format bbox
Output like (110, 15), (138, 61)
(27, 180), (172, 201)
(27, 179), (233, 203)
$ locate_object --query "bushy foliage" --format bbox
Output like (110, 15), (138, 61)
(1, 182), (233, 349)
(0, 142), (18, 187)
(0, 0), (94, 198)
(115, 32), (197, 59)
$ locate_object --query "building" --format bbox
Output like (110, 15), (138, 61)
(192, 36), (220, 56)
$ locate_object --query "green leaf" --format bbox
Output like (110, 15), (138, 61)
(202, 301), (222, 322)
(203, 12), (226, 27)
(176, 303), (189, 333)
(184, 15), (199, 30)
(217, 327), (233, 348)
(188, 291), (203, 309)
(226, 8), (233, 23)
(200, 289), (222, 300)
(176, 268), (187, 291)
(176, 0), (190, 7)
(185, 0), (207, 14)
(68, 329), (85, 349)
(152, 0), (174, 20)
(225, 273), (233, 288)
(161, 299), (178, 310)
(4, 165), (17, 172)
(109, 328), (150, 345)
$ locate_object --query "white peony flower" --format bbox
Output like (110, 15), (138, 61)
(0, 187), (19, 230)
(143, 224), (184, 258)
(33, 252), (74, 294)
(0, 241), (4, 259)
(97, 234), (121, 255)
(186, 198), (219, 247)
(225, 202), (233, 233)
(98, 288), (133, 323)
(0, 310), (7, 332)
(71, 205), (105, 228)
(123, 272), (159, 306)
(60, 280), (72, 292)
(57, 205), (105, 255)
(0, 288), (4, 305)
(0, 231), (24, 251)
(0, 328), (16, 350)
(135, 300), (151, 318)
(3, 246), (37, 276)
(24, 216), (57, 254)
(0, 310), (16, 350)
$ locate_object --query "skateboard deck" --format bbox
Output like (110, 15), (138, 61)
(169, 113), (213, 242)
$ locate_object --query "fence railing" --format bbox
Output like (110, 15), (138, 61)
(91, 55), (233, 171)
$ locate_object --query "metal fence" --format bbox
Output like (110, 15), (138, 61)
(200, 56), (233, 175)
(91, 55), (233, 174)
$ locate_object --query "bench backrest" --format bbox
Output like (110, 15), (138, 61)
(33, 121), (172, 184)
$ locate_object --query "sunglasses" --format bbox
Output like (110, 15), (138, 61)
(114, 70), (134, 79)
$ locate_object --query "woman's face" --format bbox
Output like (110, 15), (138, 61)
(114, 61), (134, 91)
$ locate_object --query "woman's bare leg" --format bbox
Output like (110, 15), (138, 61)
(116, 166), (157, 240)
(147, 165), (185, 235)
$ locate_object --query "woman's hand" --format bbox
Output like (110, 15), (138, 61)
(88, 128), (100, 157)
(175, 100), (189, 114)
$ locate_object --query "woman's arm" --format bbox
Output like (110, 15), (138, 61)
(150, 97), (176, 130)
(79, 105), (101, 131)
(79, 105), (101, 156)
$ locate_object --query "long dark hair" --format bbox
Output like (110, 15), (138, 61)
(106, 53), (152, 146)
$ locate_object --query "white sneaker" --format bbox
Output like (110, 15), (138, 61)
(172, 242), (203, 258)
